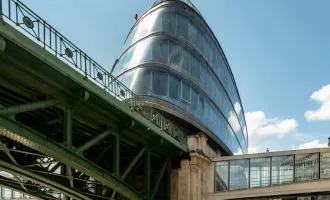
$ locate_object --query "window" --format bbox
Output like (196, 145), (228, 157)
(200, 62), (207, 89)
(152, 70), (168, 96)
(177, 14), (188, 39)
(162, 11), (176, 34)
(203, 34), (210, 60)
(182, 47), (191, 73)
(191, 87), (198, 110)
(199, 95), (204, 113)
(169, 75), (181, 100)
(191, 55), (200, 80)
(188, 22), (198, 47)
(181, 80), (190, 103)
(153, 39), (168, 63)
(169, 41), (181, 67)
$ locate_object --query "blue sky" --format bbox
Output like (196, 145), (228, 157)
(21, 0), (330, 153)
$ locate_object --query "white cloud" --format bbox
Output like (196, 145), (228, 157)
(305, 84), (330, 121)
(245, 111), (298, 152)
(234, 102), (242, 115)
(296, 140), (328, 150)
(228, 111), (241, 133)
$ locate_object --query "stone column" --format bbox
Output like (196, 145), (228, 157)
(172, 134), (217, 200)
(177, 159), (191, 200)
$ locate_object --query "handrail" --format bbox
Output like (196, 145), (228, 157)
(0, 0), (187, 149)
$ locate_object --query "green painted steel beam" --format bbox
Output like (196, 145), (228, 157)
(0, 159), (93, 200)
(122, 147), (146, 180)
(0, 115), (146, 200)
(75, 129), (113, 155)
(114, 132), (120, 178)
(64, 106), (72, 149)
(0, 99), (59, 115)
(151, 158), (168, 200)
(111, 146), (147, 199)
(146, 148), (151, 200)
(167, 159), (171, 200)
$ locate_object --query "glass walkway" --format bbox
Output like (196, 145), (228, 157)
(213, 148), (330, 192)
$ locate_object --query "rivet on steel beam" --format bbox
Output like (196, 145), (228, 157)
(79, 90), (89, 101)
(0, 36), (6, 55)
(130, 120), (135, 128)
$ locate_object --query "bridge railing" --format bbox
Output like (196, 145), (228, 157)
(213, 148), (330, 192)
(0, 0), (187, 148)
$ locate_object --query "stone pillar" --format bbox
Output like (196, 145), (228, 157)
(177, 159), (190, 200)
(171, 134), (217, 200)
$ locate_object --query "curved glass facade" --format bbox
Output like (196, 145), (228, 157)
(112, 0), (248, 154)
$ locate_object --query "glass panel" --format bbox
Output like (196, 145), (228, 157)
(177, 14), (188, 39)
(230, 159), (249, 190)
(151, 10), (162, 32)
(182, 47), (191, 73)
(191, 87), (198, 110)
(131, 68), (152, 95)
(321, 152), (330, 179)
(152, 70), (168, 96)
(13, 191), (21, 198)
(295, 153), (319, 182)
(120, 71), (134, 91)
(203, 34), (210, 60)
(152, 39), (168, 63)
(3, 188), (12, 198)
(199, 95), (204, 113)
(215, 161), (229, 191)
(181, 80), (190, 103)
(169, 75), (181, 101)
(162, 11), (176, 34)
(188, 22), (198, 47)
(169, 41), (181, 67)
(250, 158), (270, 188)
(191, 55), (200, 80)
(200, 62), (207, 89)
(272, 155), (294, 185)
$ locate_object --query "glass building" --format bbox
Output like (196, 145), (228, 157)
(112, 0), (248, 155)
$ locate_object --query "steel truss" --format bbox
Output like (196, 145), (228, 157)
(0, 100), (172, 200)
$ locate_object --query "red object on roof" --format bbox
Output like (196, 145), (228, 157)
(135, 14), (138, 20)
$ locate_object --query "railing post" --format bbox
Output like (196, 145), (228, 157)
(318, 152), (321, 179)
(293, 154), (296, 182)
(270, 156), (272, 186)
(248, 158), (250, 188)
(228, 160), (230, 191)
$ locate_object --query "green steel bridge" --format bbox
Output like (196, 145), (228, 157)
(0, 0), (188, 199)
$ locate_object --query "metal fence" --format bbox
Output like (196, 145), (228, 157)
(0, 0), (187, 148)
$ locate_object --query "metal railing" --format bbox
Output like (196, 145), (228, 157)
(0, 0), (187, 148)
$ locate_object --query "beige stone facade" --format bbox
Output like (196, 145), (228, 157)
(171, 134), (218, 200)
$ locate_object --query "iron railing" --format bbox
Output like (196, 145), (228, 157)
(0, 0), (187, 148)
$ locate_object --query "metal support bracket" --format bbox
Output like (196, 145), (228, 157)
(0, 116), (145, 200)
(0, 99), (59, 115)
(75, 129), (113, 155)
(151, 158), (169, 200)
